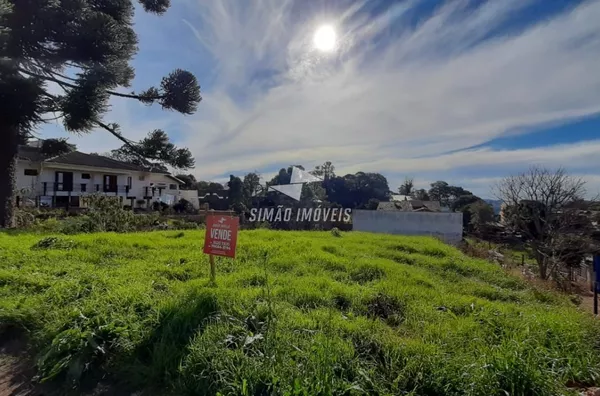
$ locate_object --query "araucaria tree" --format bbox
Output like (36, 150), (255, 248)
(0, 0), (202, 227)
(495, 166), (595, 280)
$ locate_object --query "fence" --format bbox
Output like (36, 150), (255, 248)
(352, 210), (463, 244)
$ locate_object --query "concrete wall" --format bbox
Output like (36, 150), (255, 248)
(352, 210), (463, 244)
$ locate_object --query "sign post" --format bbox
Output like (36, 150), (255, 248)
(203, 215), (239, 283)
(594, 255), (600, 316)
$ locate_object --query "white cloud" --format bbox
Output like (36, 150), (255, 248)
(41, 0), (600, 195)
(172, 0), (600, 184)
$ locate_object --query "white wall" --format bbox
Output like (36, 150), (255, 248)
(178, 190), (200, 209)
(15, 160), (40, 194)
(352, 210), (463, 244)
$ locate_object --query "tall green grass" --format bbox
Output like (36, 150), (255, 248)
(0, 230), (598, 395)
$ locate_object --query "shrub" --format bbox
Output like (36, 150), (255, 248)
(81, 194), (137, 232)
(173, 199), (196, 214)
(152, 201), (170, 212)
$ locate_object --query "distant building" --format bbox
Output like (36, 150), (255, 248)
(377, 200), (441, 212)
(390, 194), (412, 202)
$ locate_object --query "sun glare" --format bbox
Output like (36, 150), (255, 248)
(313, 25), (336, 52)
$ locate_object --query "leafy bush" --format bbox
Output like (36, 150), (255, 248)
(152, 201), (170, 212)
(81, 194), (137, 232)
(173, 198), (196, 214)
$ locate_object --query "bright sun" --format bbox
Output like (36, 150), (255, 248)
(313, 25), (336, 52)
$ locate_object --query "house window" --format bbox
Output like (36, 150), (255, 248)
(81, 184), (87, 192)
(138, 176), (145, 181)
(169, 184), (177, 190)
(127, 176), (132, 188)
(81, 173), (91, 179)
(55, 171), (73, 192)
(24, 169), (38, 176)
(103, 175), (118, 192)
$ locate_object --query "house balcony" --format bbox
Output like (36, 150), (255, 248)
(38, 182), (137, 197)
(36, 183), (173, 200)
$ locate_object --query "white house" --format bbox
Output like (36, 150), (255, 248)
(16, 140), (199, 209)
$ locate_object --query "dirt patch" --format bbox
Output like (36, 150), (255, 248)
(0, 336), (37, 396)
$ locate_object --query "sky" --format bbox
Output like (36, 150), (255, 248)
(38, 0), (600, 199)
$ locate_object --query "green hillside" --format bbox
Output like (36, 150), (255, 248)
(0, 230), (598, 395)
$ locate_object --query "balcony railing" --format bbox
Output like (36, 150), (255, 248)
(37, 183), (173, 199)
(41, 183), (135, 196)
(143, 186), (167, 198)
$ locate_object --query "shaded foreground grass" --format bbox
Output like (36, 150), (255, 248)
(0, 230), (599, 395)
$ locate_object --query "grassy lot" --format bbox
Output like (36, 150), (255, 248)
(0, 230), (599, 395)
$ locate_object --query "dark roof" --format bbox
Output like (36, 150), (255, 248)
(17, 145), (45, 162)
(377, 200), (441, 212)
(45, 151), (145, 171)
(17, 145), (168, 174)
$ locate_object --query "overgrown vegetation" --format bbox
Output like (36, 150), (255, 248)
(13, 195), (201, 234)
(0, 230), (598, 395)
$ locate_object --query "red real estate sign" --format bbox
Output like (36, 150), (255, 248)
(203, 215), (239, 258)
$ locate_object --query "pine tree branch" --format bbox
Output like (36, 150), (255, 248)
(17, 67), (164, 101)
(41, 114), (63, 122)
(94, 120), (138, 148)
(104, 90), (163, 100)
(93, 120), (160, 172)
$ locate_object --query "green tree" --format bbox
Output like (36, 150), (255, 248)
(452, 194), (481, 212)
(428, 181), (474, 210)
(242, 172), (262, 200)
(412, 189), (430, 201)
(227, 175), (245, 213)
(325, 172), (390, 209)
(175, 174), (197, 190)
(428, 181), (451, 207)
(313, 161), (336, 180)
(0, 0), (201, 227)
(39, 138), (76, 157)
(466, 201), (494, 233)
(398, 177), (414, 196)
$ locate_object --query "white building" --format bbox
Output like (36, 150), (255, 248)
(16, 140), (199, 209)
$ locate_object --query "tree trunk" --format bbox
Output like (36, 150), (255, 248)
(534, 249), (547, 280)
(0, 124), (19, 228)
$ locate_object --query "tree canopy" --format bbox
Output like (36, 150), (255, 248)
(0, 0), (201, 227)
(398, 178), (414, 196)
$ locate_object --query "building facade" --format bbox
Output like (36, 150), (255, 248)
(16, 141), (199, 209)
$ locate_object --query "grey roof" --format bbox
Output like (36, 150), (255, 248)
(18, 145), (170, 174)
(390, 194), (411, 201)
(45, 151), (144, 171)
(17, 145), (45, 162)
(377, 200), (441, 212)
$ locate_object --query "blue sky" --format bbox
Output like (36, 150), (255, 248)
(40, 0), (600, 198)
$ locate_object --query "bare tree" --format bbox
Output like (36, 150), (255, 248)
(494, 166), (596, 280)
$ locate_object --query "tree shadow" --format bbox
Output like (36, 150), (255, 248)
(115, 289), (220, 392)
